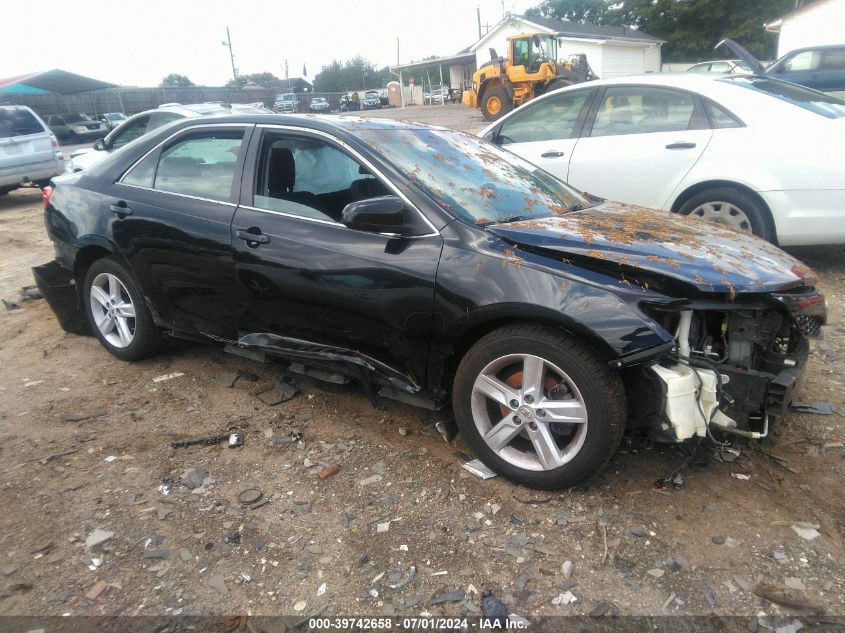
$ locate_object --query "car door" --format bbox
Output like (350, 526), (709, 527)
(820, 48), (845, 92)
(230, 126), (443, 389)
(110, 123), (253, 338)
(491, 87), (595, 182)
(566, 85), (712, 208)
(769, 49), (823, 90)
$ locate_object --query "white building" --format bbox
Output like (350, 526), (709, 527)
(765, 0), (845, 58)
(470, 14), (662, 79)
(390, 14), (662, 94)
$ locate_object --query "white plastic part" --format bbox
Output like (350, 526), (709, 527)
(649, 363), (738, 441)
(675, 310), (693, 359)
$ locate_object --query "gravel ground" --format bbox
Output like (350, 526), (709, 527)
(0, 106), (843, 626)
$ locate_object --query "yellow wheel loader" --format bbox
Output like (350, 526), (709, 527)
(463, 33), (597, 121)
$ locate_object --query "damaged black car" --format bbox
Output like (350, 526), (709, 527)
(35, 114), (827, 488)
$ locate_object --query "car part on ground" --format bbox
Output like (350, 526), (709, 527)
(35, 114), (825, 488)
(463, 32), (597, 121)
(481, 72), (845, 246)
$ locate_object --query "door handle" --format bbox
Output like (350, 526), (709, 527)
(540, 150), (565, 158)
(235, 228), (270, 246)
(108, 202), (132, 216)
(665, 142), (696, 150)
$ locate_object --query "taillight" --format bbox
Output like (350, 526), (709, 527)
(50, 135), (58, 149)
(42, 186), (53, 208)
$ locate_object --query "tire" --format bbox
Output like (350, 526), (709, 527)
(83, 256), (161, 361)
(452, 324), (625, 488)
(544, 78), (573, 94)
(678, 187), (774, 242)
(480, 85), (513, 121)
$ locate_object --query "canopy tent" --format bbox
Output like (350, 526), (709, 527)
(0, 69), (117, 95)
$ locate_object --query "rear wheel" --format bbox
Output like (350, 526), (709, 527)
(452, 324), (625, 488)
(480, 86), (513, 121)
(678, 187), (774, 242)
(83, 257), (161, 361)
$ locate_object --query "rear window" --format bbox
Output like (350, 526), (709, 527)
(722, 76), (845, 119)
(0, 108), (45, 138)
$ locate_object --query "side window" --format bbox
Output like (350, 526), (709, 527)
(497, 90), (590, 143)
(709, 62), (731, 73)
(111, 116), (150, 149)
(783, 50), (822, 72)
(152, 131), (244, 201)
(823, 49), (845, 71)
(590, 87), (696, 137)
(513, 38), (529, 67)
(148, 112), (184, 131)
(253, 134), (390, 223)
(704, 100), (744, 129)
(122, 150), (158, 188)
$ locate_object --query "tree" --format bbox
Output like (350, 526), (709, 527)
(313, 56), (393, 92)
(160, 73), (194, 87)
(524, 0), (795, 61)
(526, 0), (609, 23)
(225, 72), (279, 88)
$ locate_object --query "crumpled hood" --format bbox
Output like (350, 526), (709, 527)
(486, 202), (815, 295)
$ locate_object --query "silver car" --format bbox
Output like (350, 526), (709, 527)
(0, 105), (62, 195)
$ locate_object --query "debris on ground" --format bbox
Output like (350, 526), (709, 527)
(84, 529), (113, 549)
(238, 489), (263, 505)
(435, 419), (458, 443)
(171, 428), (244, 449)
(387, 565), (416, 590)
(318, 464), (341, 479)
(753, 582), (824, 612)
(274, 432), (303, 446)
(2, 299), (19, 310)
(462, 459), (497, 479)
(790, 401), (836, 415)
(256, 379), (299, 405)
(180, 466), (207, 489)
(213, 372), (239, 388)
(152, 372), (184, 383)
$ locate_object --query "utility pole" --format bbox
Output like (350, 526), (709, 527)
(222, 26), (237, 83)
(396, 37), (400, 66)
(477, 6), (482, 40)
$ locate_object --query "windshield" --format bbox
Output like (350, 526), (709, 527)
(722, 76), (845, 118)
(357, 128), (589, 225)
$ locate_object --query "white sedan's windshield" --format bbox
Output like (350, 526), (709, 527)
(358, 128), (588, 225)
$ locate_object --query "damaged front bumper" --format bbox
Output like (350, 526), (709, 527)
(32, 260), (90, 336)
(630, 289), (824, 442)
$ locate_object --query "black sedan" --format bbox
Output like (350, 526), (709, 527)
(35, 114), (826, 488)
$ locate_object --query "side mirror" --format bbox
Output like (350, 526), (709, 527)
(93, 138), (106, 151)
(341, 195), (409, 233)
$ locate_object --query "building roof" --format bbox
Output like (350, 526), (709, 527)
(390, 52), (477, 73)
(0, 69), (117, 95)
(521, 14), (663, 43)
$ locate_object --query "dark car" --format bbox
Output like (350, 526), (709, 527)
(718, 39), (845, 93)
(45, 113), (108, 142)
(362, 90), (381, 110)
(34, 115), (826, 488)
(766, 45), (845, 93)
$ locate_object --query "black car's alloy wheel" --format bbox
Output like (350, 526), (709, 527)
(453, 324), (625, 488)
(83, 257), (161, 361)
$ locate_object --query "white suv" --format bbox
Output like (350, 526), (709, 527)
(0, 105), (63, 195)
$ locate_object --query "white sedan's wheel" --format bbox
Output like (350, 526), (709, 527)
(89, 272), (136, 348)
(470, 353), (588, 472)
(689, 201), (752, 232)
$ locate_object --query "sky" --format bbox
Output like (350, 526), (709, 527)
(1, 0), (538, 87)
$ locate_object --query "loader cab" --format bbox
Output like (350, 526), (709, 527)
(510, 33), (558, 75)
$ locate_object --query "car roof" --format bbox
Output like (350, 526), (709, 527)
(161, 113), (445, 133)
(785, 44), (845, 53)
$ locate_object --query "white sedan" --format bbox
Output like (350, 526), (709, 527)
(480, 73), (845, 246)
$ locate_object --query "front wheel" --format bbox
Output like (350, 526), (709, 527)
(83, 257), (161, 361)
(452, 325), (625, 489)
(480, 86), (513, 121)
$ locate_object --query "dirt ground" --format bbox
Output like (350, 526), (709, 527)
(1, 105), (844, 626)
